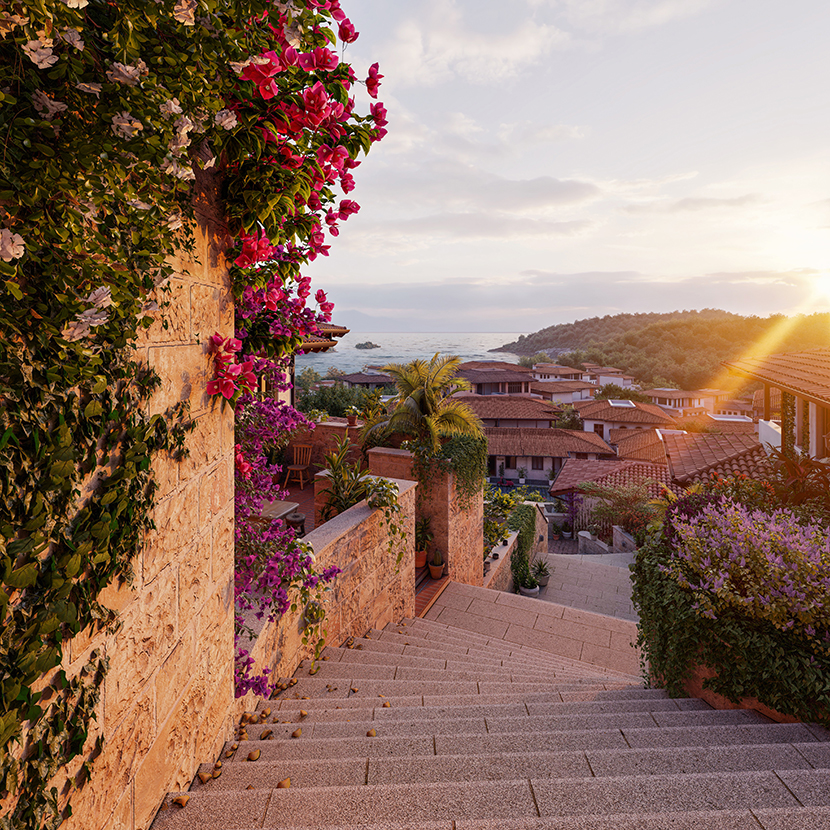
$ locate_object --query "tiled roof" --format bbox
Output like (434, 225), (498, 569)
(457, 361), (532, 373)
(299, 333), (338, 352)
(573, 399), (678, 425)
(484, 427), (613, 457)
(530, 381), (597, 394)
(609, 429), (668, 464)
(724, 347), (830, 407)
(460, 395), (561, 421)
(316, 322), (350, 336)
(673, 414), (757, 434)
(550, 459), (682, 498)
(643, 387), (727, 399)
(339, 372), (393, 384)
(534, 363), (582, 373)
(457, 368), (533, 384)
(662, 432), (771, 485)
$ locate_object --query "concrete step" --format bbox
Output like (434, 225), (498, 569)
(151, 770), (824, 828)
(196, 741), (826, 793)
(248, 696), (706, 725)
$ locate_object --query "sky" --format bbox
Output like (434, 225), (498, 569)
(306, 0), (830, 334)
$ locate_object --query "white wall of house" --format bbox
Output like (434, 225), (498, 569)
(582, 418), (648, 440)
(759, 419), (782, 452)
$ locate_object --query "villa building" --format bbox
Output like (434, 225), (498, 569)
(458, 394), (561, 428)
(530, 379), (597, 404)
(531, 363), (586, 382)
(724, 346), (830, 458)
(643, 387), (731, 417)
(455, 366), (534, 396)
(486, 427), (613, 481)
(338, 371), (393, 390)
(573, 398), (677, 441)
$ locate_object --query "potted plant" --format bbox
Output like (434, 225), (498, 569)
(518, 467), (527, 485)
(532, 559), (550, 587)
(561, 520), (573, 539)
(518, 572), (539, 597)
(550, 521), (561, 541)
(587, 523), (600, 540)
(414, 516), (433, 569)
(345, 405), (359, 426)
(428, 548), (445, 580)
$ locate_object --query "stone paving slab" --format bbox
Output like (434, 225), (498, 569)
(774, 769), (830, 806)
(754, 807), (830, 829)
(193, 757), (366, 790)
(622, 723), (821, 748)
(455, 811), (762, 829)
(228, 735), (435, 761)
(530, 770), (799, 816)
(261, 780), (539, 826)
(434, 728), (630, 755)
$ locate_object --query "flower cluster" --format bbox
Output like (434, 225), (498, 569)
(207, 333), (256, 401)
(666, 496), (830, 646)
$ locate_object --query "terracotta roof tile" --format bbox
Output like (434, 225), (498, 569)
(662, 432), (770, 485)
(573, 399), (678, 425)
(673, 414), (757, 434)
(609, 429), (668, 464)
(724, 347), (830, 407)
(340, 372), (393, 384)
(484, 427), (613, 457)
(457, 368), (533, 384)
(530, 381), (597, 394)
(460, 395), (561, 421)
(457, 361), (532, 373)
(550, 459), (682, 498)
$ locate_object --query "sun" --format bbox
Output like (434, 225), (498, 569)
(810, 270), (830, 305)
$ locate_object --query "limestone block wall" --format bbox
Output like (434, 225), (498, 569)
(530, 503), (548, 558)
(367, 448), (483, 588)
(242, 479), (416, 688)
(483, 532), (517, 593)
(59, 191), (237, 830)
(289, 419), (363, 471)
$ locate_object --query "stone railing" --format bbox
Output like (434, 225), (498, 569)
(240, 477), (417, 689)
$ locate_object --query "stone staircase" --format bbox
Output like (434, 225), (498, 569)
(150, 587), (830, 830)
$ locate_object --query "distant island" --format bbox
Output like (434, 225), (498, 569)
(493, 309), (830, 391)
(355, 341), (381, 350)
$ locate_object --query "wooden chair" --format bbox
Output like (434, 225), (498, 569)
(283, 444), (313, 490)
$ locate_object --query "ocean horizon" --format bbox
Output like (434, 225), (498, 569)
(295, 331), (525, 377)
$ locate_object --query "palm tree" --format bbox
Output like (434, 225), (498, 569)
(366, 353), (483, 453)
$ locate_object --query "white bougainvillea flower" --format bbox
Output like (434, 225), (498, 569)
(284, 22), (303, 48)
(22, 41), (58, 69)
(161, 157), (195, 181)
(61, 320), (91, 341)
(127, 199), (153, 210)
(228, 58), (251, 74)
(0, 14), (30, 36)
(173, 0), (198, 25)
(111, 111), (144, 139)
(59, 0), (90, 8)
(78, 308), (109, 326)
(167, 213), (183, 231)
(32, 90), (68, 120)
(76, 82), (102, 96)
(214, 109), (238, 130)
(0, 229), (24, 262)
(203, 156), (216, 169)
(84, 286), (114, 309)
(106, 60), (147, 86)
(61, 28), (84, 50)
(160, 98), (182, 119)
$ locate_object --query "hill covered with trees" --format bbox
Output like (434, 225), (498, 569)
(498, 311), (830, 390)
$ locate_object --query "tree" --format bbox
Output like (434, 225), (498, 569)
(518, 351), (551, 368)
(555, 404), (583, 431)
(367, 353), (484, 452)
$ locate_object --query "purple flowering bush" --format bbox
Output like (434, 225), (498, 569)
(667, 497), (830, 644)
(632, 481), (830, 724)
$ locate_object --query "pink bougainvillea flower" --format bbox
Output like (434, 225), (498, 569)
(298, 47), (339, 72)
(365, 62), (383, 98)
(370, 102), (388, 127)
(338, 199), (360, 219)
(338, 19), (358, 43)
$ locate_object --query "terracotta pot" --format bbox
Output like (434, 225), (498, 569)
(428, 563), (444, 580)
(347, 415), (357, 426)
(415, 549), (428, 569)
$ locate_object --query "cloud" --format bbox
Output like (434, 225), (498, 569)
(528, 0), (717, 35)
(622, 194), (761, 214)
(382, 0), (571, 86)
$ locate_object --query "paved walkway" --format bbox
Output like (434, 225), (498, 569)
(536, 552), (637, 622)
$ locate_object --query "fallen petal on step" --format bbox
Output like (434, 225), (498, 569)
(366, 728), (377, 737)
(198, 772), (211, 785)
(231, 743), (238, 750)
(350, 687), (359, 693)
(382, 701), (391, 708)
(172, 796), (189, 808)
(212, 768), (222, 779)
(260, 729), (273, 740)
(291, 728), (302, 738)
(214, 760), (222, 769)
(308, 667), (318, 675)
(262, 707), (271, 717)
(277, 777), (291, 788)
(299, 710), (308, 718)
(247, 749), (261, 761)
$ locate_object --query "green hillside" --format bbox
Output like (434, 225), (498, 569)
(499, 311), (830, 391)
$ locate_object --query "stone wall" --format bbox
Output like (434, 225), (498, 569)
(289, 419), (364, 472)
(242, 479), (416, 684)
(57, 186), (237, 830)
(483, 532), (517, 593)
(366, 448), (483, 588)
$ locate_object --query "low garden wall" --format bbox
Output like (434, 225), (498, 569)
(241, 478), (417, 693)
(483, 532), (517, 593)
(289, 419), (363, 471)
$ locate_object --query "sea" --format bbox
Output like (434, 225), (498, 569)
(295, 332), (524, 377)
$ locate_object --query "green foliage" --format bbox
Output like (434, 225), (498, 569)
(517, 351), (551, 367)
(502, 310), (830, 390)
(631, 530), (830, 725)
(297, 383), (367, 417)
(414, 516), (433, 552)
(554, 404), (583, 431)
(578, 480), (657, 545)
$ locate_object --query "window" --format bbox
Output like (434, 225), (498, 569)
(593, 423), (604, 439)
(505, 456), (515, 469)
(531, 456), (544, 471)
(508, 382), (523, 394)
